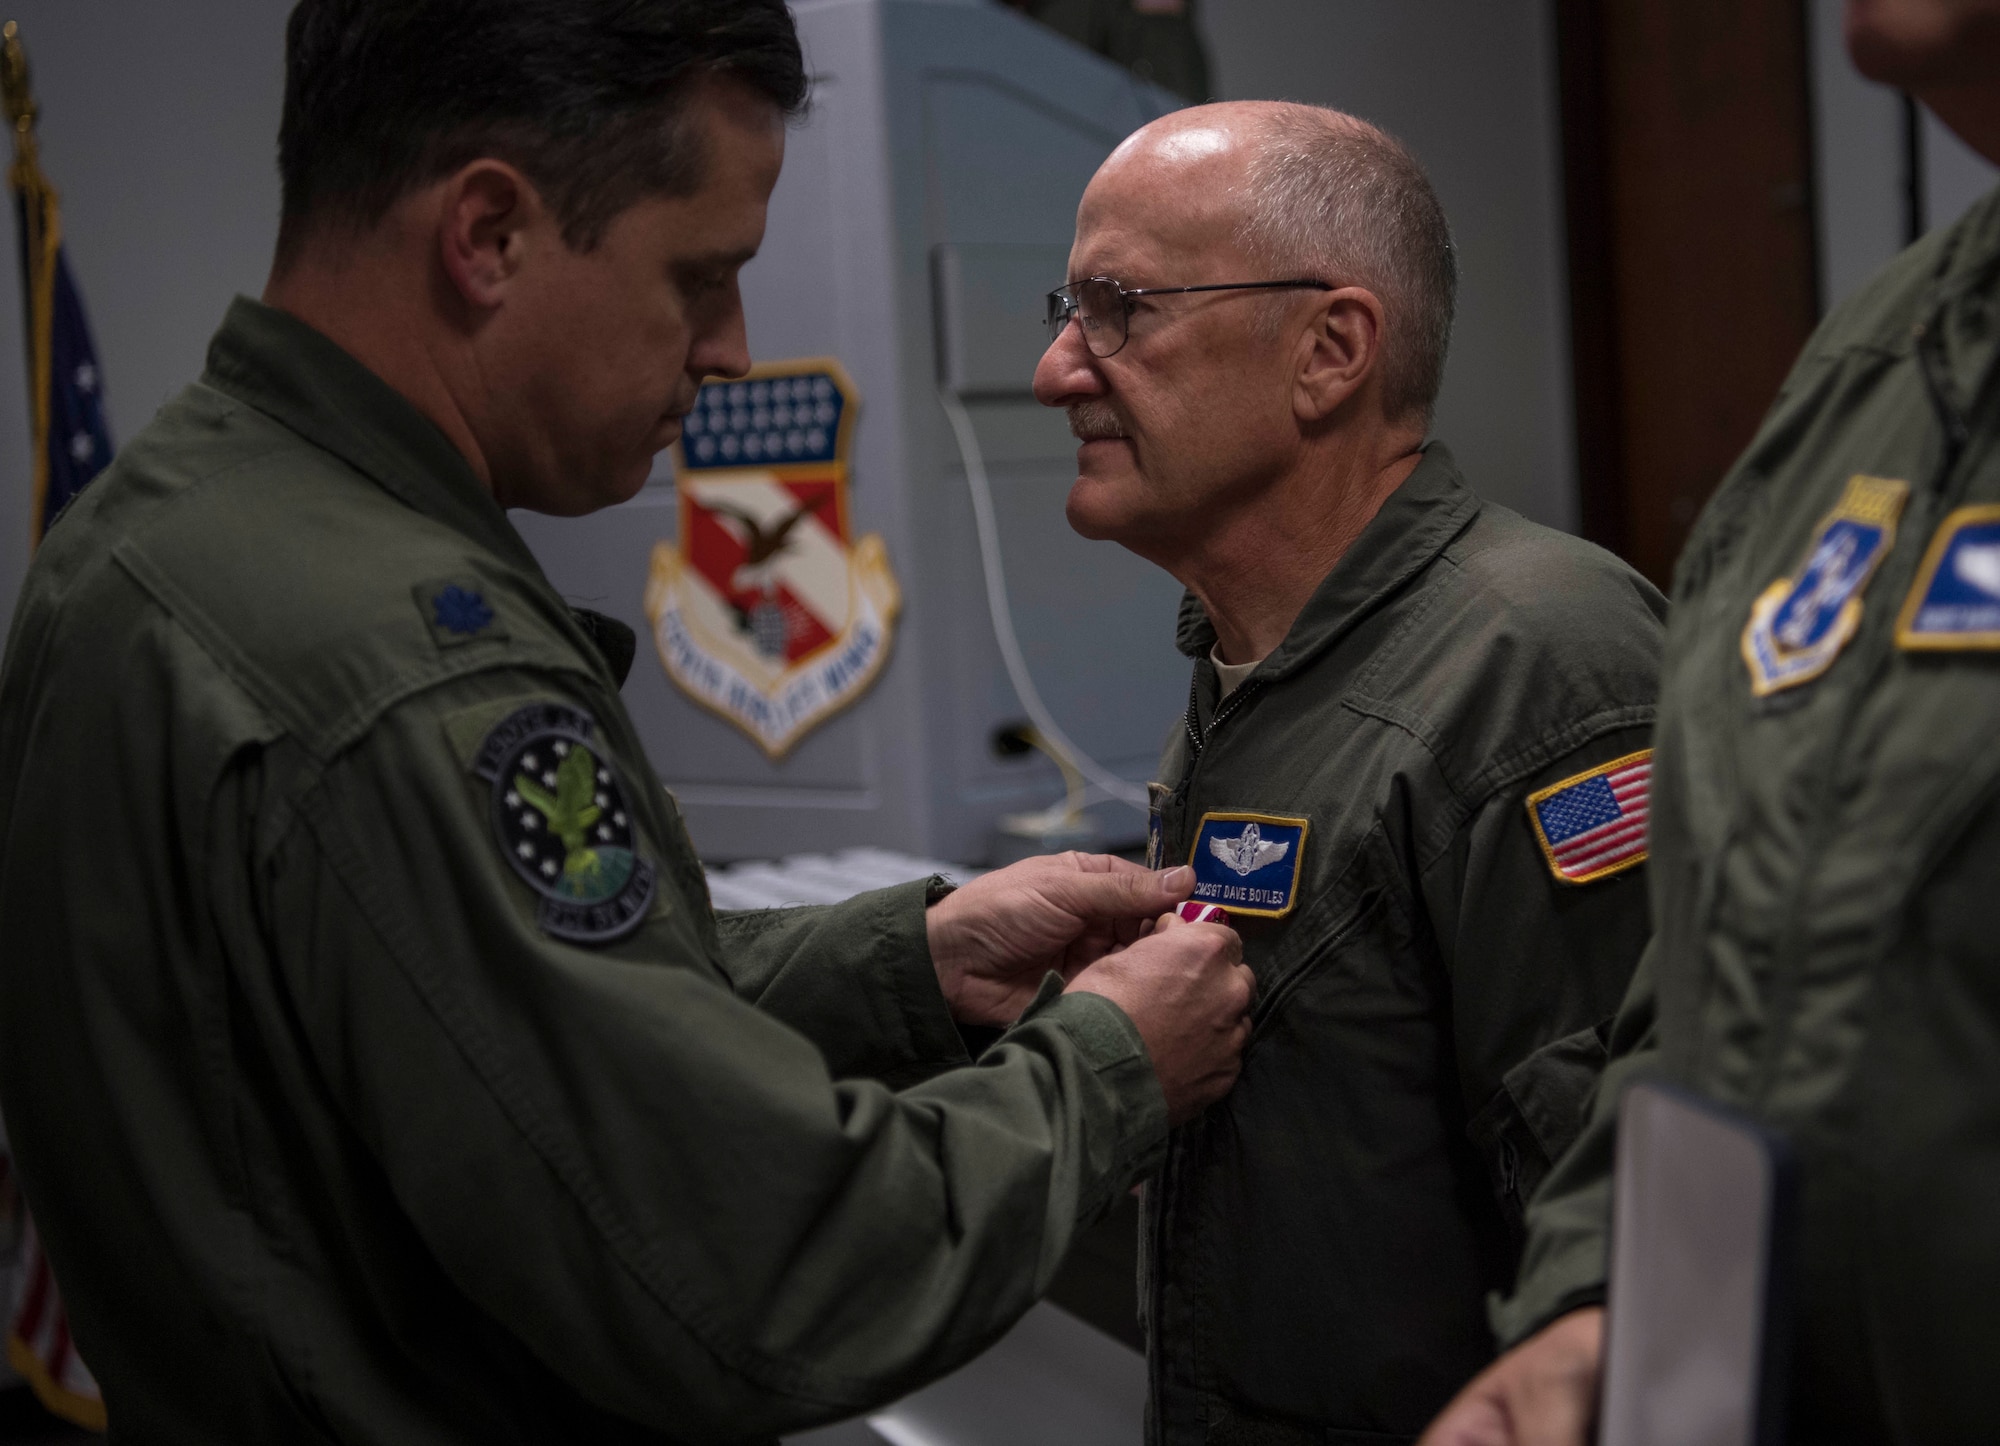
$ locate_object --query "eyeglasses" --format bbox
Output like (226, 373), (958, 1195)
(1045, 275), (1334, 359)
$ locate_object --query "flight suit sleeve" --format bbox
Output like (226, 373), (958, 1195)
(1488, 937), (1660, 1345)
(263, 677), (1169, 1435)
(712, 888), (974, 1087)
(1417, 727), (1655, 1233)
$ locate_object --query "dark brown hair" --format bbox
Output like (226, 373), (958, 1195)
(276, 0), (809, 263)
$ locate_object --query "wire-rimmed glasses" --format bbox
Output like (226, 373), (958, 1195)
(1044, 275), (1335, 359)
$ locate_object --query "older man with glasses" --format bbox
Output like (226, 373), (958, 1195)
(1033, 102), (1666, 1443)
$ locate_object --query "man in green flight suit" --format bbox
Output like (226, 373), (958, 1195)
(0, 3), (1259, 1441)
(1421, 1), (2000, 1441)
(1033, 103), (1665, 1442)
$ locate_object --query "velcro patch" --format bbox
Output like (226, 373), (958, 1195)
(1526, 750), (1652, 884)
(1188, 812), (1308, 918)
(475, 702), (655, 944)
(1740, 474), (1907, 695)
(416, 576), (506, 650)
(1897, 504), (2000, 649)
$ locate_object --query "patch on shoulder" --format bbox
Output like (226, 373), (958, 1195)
(416, 576), (507, 649)
(474, 702), (655, 944)
(1526, 750), (1652, 884)
(1740, 474), (1907, 695)
(1896, 504), (2000, 649)
(1188, 812), (1308, 918)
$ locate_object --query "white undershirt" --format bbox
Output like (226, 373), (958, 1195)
(1211, 646), (1266, 700)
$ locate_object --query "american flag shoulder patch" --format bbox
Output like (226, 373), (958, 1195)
(1525, 749), (1653, 884)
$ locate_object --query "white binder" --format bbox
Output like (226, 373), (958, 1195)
(1599, 1080), (1797, 1446)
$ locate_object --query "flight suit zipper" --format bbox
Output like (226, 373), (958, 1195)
(1146, 666), (1266, 1445)
(1179, 667), (1265, 769)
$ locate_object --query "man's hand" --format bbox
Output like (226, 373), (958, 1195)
(926, 852), (1197, 1025)
(1067, 911), (1253, 1123)
(1418, 1307), (1603, 1446)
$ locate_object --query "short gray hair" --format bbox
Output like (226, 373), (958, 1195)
(1238, 107), (1456, 426)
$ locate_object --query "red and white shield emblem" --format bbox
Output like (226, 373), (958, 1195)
(646, 360), (900, 757)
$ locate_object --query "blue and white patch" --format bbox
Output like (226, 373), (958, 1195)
(1741, 474), (1908, 696)
(1188, 812), (1309, 919)
(1897, 504), (2000, 649)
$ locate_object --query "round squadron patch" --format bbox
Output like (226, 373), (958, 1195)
(473, 703), (656, 944)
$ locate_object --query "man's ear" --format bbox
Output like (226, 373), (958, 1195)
(1294, 287), (1386, 424)
(437, 160), (545, 311)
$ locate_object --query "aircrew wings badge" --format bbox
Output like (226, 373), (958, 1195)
(1741, 474), (1909, 695)
(1526, 750), (1653, 884)
(644, 360), (901, 758)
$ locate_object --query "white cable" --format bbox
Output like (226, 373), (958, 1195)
(938, 387), (1148, 812)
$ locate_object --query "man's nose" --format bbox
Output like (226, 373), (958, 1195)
(1032, 320), (1104, 408)
(689, 288), (754, 382)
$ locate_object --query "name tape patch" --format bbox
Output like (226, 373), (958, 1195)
(1741, 474), (1909, 696)
(1897, 503), (2000, 649)
(1527, 750), (1653, 884)
(1189, 812), (1309, 918)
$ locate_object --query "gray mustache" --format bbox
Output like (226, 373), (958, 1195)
(1068, 402), (1128, 442)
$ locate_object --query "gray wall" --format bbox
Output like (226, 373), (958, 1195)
(0, 0), (289, 642)
(1200, 0), (1578, 532)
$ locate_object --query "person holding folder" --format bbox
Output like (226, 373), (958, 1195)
(1422, 1), (2000, 1440)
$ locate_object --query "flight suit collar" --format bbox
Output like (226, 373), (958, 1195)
(1174, 441), (1484, 690)
(200, 296), (545, 578)
(1921, 183), (2000, 450)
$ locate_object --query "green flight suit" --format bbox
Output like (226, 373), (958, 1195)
(1500, 185), (2000, 1440)
(1142, 447), (1664, 1444)
(1006, 0), (1211, 103)
(0, 298), (1168, 1444)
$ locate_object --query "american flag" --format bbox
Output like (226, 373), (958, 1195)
(1531, 753), (1652, 883)
(6, 1214), (102, 1430)
(6, 21), (115, 548)
(3, 28), (109, 1432)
